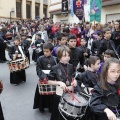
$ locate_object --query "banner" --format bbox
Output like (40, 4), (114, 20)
(84, 0), (90, 22)
(90, 0), (102, 22)
(70, 0), (74, 17)
(73, 0), (84, 20)
(61, 0), (68, 17)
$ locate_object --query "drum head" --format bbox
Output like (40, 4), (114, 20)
(63, 93), (88, 107)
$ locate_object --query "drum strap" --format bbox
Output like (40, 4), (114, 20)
(18, 46), (25, 60)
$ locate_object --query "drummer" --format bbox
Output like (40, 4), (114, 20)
(8, 36), (26, 86)
(47, 46), (77, 120)
(33, 42), (57, 113)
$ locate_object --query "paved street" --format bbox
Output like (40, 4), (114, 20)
(0, 49), (51, 120)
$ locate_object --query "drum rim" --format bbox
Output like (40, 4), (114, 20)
(62, 93), (88, 107)
(58, 104), (85, 118)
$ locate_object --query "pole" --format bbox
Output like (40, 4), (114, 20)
(10, 11), (12, 22)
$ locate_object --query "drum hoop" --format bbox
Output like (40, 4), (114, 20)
(62, 93), (88, 108)
(58, 105), (85, 119)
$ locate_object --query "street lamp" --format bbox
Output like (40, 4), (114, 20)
(10, 10), (14, 22)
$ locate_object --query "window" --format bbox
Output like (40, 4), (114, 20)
(35, 6), (39, 17)
(43, 5), (47, 18)
(16, 2), (22, 18)
(26, 4), (31, 19)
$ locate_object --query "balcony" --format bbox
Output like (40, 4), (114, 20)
(102, 0), (120, 6)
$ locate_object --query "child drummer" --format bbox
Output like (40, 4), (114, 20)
(47, 46), (77, 120)
(8, 36), (26, 86)
(33, 42), (57, 113)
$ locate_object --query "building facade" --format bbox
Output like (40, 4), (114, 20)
(49, 0), (120, 24)
(0, 0), (50, 22)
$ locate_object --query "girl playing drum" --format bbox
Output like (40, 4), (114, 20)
(47, 46), (77, 120)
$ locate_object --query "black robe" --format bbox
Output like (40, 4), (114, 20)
(0, 102), (4, 120)
(34, 39), (45, 62)
(90, 82), (120, 120)
(76, 70), (100, 92)
(0, 37), (6, 62)
(48, 63), (77, 120)
(91, 40), (101, 56)
(21, 39), (30, 63)
(112, 30), (120, 48)
(69, 47), (84, 72)
(116, 45), (120, 58)
(33, 55), (57, 112)
(8, 45), (26, 85)
(99, 39), (117, 57)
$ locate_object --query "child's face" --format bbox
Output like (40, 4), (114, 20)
(67, 39), (77, 48)
(60, 51), (70, 64)
(92, 60), (100, 71)
(107, 63), (120, 83)
(14, 40), (20, 45)
(104, 31), (111, 40)
(104, 54), (111, 62)
(43, 49), (52, 57)
(80, 39), (86, 46)
(60, 37), (67, 45)
(97, 35), (102, 40)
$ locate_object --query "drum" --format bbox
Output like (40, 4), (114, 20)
(24, 58), (29, 69)
(58, 93), (88, 119)
(38, 82), (56, 95)
(7, 59), (25, 72)
(0, 80), (3, 94)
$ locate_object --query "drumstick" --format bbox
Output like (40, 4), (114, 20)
(65, 88), (80, 103)
(72, 78), (74, 100)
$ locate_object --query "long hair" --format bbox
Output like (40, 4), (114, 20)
(101, 58), (120, 90)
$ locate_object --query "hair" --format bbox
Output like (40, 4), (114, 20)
(67, 34), (77, 41)
(104, 49), (115, 57)
(87, 56), (100, 67)
(97, 31), (103, 36)
(103, 28), (111, 34)
(101, 58), (120, 90)
(43, 42), (54, 51)
(14, 36), (20, 41)
(57, 32), (67, 41)
(63, 27), (70, 33)
(57, 45), (71, 60)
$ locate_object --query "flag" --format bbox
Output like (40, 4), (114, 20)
(61, 0), (68, 17)
(84, 0), (90, 22)
(73, 0), (84, 20)
(90, 0), (102, 22)
(70, 0), (74, 17)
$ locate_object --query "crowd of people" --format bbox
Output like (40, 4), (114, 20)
(0, 18), (120, 120)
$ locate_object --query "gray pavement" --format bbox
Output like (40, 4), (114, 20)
(0, 49), (51, 120)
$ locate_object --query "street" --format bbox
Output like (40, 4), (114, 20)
(0, 49), (51, 120)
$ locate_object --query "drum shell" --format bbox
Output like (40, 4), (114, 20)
(38, 83), (56, 95)
(59, 93), (88, 119)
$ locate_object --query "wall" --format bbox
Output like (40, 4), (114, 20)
(53, 13), (80, 24)
(0, 0), (16, 20)
(101, 4), (120, 24)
